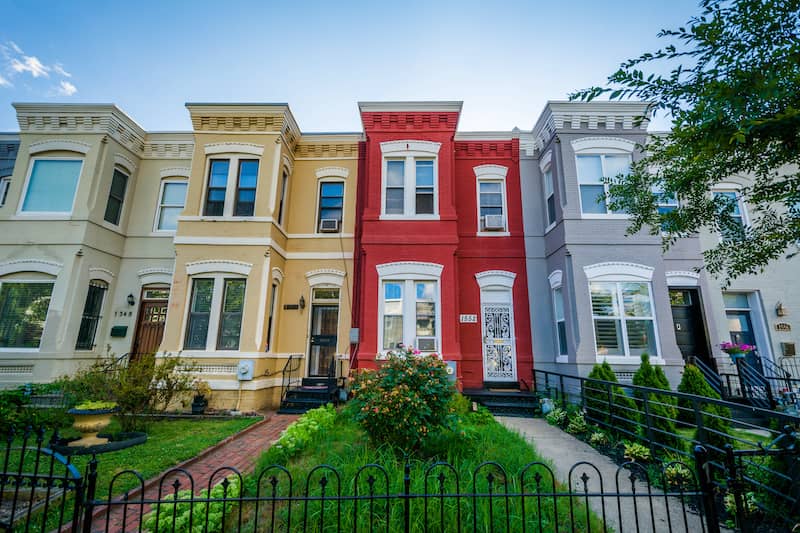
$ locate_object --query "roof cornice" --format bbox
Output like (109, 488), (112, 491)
(358, 101), (463, 113)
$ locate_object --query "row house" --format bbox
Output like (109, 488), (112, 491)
(0, 99), (796, 408)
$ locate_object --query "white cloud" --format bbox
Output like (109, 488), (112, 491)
(0, 74), (11, 88)
(11, 55), (50, 78)
(58, 80), (77, 96)
(53, 64), (71, 77)
(9, 41), (23, 54)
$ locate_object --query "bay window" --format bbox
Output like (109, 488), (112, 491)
(156, 180), (187, 231)
(590, 281), (658, 357)
(577, 154), (631, 215)
(184, 276), (246, 351)
(103, 168), (129, 225)
(203, 158), (260, 217)
(20, 159), (83, 214)
(543, 167), (556, 227)
(0, 281), (54, 349)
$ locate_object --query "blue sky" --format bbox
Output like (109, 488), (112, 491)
(0, 0), (701, 133)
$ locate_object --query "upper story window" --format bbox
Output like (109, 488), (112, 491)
(103, 168), (129, 225)
(572, 137), (636, 217)
(203, 158), (260, 217)
(0, 177), (10, 207)
(543, 167), (556, 228)
(19, 159), (83, 215)
(713, 189), (747, 240)
(156, 180), (188, 231)
(317, 181), (344, 233)
(380, 140), (441, 219)
(0, 279), (54, 349)
(474, 165), (509, 234)
(277, 170), (289, 226)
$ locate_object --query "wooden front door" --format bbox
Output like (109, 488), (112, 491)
(132, 299), (168, 355)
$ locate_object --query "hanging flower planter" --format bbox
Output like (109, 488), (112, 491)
(720, 342), (755, 362)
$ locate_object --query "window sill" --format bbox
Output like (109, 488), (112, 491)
(476, 231), (510, 237)
(580, 213), (631, 220)
(178, 216), (272, 222)
(595, 355), (665, 365)
(556, 355), (568, 363)
(379, 214), (440, 221)
(544, 222), (557, 234)
(11, 213), (72, 220)
(0, 347), (40, 352)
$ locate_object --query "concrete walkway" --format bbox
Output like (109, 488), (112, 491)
(86, 413), (298, 533)
(497, 417), (716, 533)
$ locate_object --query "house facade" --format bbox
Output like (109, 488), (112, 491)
(350, 102), (532, 388)
(0, 99), (797, 406)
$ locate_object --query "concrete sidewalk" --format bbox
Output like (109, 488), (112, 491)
(497, 416), (718, 533)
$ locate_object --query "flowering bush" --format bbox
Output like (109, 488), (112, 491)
(349, 349), (454, 451)
(376, 344), (438, 360)
(720, 341), (755, 356)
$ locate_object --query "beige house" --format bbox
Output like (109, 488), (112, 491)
(0, 103), (357, 411)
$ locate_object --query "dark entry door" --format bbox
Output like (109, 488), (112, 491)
(309, 305), (338, 376)
(132, 300), (168, 355)
(669, 289), (711, 366)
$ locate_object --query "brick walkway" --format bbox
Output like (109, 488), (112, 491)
(84, 413), (298, 533)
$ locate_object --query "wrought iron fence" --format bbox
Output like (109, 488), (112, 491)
(533, 367), (800, 532)
(1, 427), (718, 532)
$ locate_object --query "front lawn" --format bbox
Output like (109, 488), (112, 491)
(241, 407), (603, 532)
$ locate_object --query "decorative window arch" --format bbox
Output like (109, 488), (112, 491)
(475, 270), (516, 290)
(88, 267), (114, 285)
(0, 259), (62, 277)
(186, 260), (252, 276)
(306, 269), (345, 288)
(28, 139), (90, 155)
(204, 143), (265, 156)
(138, 267), (173, 286)
(666, 271), (700, 287)
(583, 262), (654, 282)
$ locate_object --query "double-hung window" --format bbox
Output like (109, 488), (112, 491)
(576, 154), (631, 215)
(380, 279), (439, 353)
(553, 287), (567, 356)
(277, 170), (289, 225)
(203, 158), (260, 217)
(0, 280), (54, 349)
(713, 190), (746, 240)
(317, 181), (344, 232)
(478, 181), (505, 231)
(543, 167), (556, 227)
(75, 281), (107, 350)
(0, 176), (10, 207)
(156, 181), (188, 231)
(103, 168), (129, 225)
(20, 159), (83, 215)
(184, 277), (246, 351)
(381, 140), (440, 218)
(590, 281), (658, 357)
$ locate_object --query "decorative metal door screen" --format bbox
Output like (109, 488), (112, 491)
(482, 304), (516, 380)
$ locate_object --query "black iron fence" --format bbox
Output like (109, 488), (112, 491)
(533, 367), (800, 532)
(2, 427), (717, 533)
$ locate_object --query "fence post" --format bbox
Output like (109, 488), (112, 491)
(80, 455), (98, 533)
(642, 390), (656, 454)
(693, 398), (706, 446)
(606, 382), (613, 426)
(403, 456), (411, 533)
(725, 444), (750, 533)
(559, 375), (566, 406)
(693, 445), (721, 533)
(580, 379), (587, 412)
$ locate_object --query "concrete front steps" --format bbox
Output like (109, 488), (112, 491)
(463, 381), (541, 418)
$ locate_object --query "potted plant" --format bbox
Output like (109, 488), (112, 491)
(720, 341), (755, 362)
(191, 380), (211, 415)
(67, 400), (118, 446)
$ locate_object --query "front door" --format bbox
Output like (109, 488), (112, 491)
(309, 304), (338, 377)
(482, 303), (517, 381)
(132, 288), (169, 356)
(669, 288), (711, 367)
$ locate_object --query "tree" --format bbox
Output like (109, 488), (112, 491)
(572, 0), (800, 283)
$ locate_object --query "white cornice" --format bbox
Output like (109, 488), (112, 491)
(29, 139), (91, 155)
(305, 269), (346, 287)
(380, 140), (441, 156)
(88, 267), (115, 284)
(475, 270), (517, 289)
(186, 260), (253, 276)
(138, 267), (173, 286)
(473, 164), (508, 179)
(571, 137), (637, 154)
(0, 259), (62, 277)
(204, 142), (265, 156)
(359, 101), (463, 113)
(160, 167), (191, 178)
(376, 261), (443, 278)
(315, 166), (349, 179)
(583, 262), (654, 282)
(666, 270), (700, 287)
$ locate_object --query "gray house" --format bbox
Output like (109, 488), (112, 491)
(519, 102), (722, 385)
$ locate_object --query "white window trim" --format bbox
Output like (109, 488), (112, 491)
(306, 269), (346, 288)
(380, 140), (441, 220)
(666, 271), (700, 287)
(180, 273), (248, 353)
(712, 186), (749, 240)
(200, 155), (261, 218)
(376, 261), (443, 354)
(186, 260), (253, 277)
(0, 176), (11, 208)
(0, 278), (56, 352)
(153, 179), (188, 233)
(549, 270), (567, 362)
(138, 267), (173, 286)
(573, 137), (635, 219)
(542, 164), (557, 232)
(314, 178), (346, 235)
(474, 165), (509, 236)
(584, 262), (654, 282)
(16, 156), (84, 218)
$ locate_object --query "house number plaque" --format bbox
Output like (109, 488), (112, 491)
(460, 314), (478, 323)
(775, 322), (792, 332)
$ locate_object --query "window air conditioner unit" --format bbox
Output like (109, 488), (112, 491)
(416, 337), (437, 352)
(483, 215), (505, 231)
(319, 219), (339, 232)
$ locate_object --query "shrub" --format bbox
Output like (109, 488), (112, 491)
(664, 462), (693, 488)
(676, 365), (732, 452)
(269, 404), (336, 460)
(589, 431), (609, 447)
(347, 352), (454, 451)
(623, 441), (652, 463)
(142, 474), (241, 533)
(585, 361), (639, 437)
(545, 407), (568, 427)
(566, 412), (589, 435)
(632, 354), (682, 452)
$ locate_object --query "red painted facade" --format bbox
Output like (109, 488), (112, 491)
(351, 104), (532, 389)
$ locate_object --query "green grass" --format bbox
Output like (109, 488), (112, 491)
(676, 426), (772, 450)
(239, 410), (604, 532)
(6, 416), (260, 532)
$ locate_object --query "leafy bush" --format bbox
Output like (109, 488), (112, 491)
(676, 365), (731, 452)
(545, 407), (568, 427)
(566, 412), (589, 435)
(73, 400), (117, 411)
(269, 404), (336, 460)
(347, 352), (454, 451)
(623, 441), (651, 463)
(664, 462), (693, 488)
(589, 430), (609, 447)
(632, 354), (682, 452)
(0, 384), (70, 433)
(142, 474), (241, 533)
(585, 361), (639, 436)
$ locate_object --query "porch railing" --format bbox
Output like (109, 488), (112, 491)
(280, 354), (303, 405)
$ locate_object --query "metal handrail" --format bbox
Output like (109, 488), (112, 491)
(280, 355), (303, 404)
(688, 356), (724, 398)
(735, 358), (774, 409)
